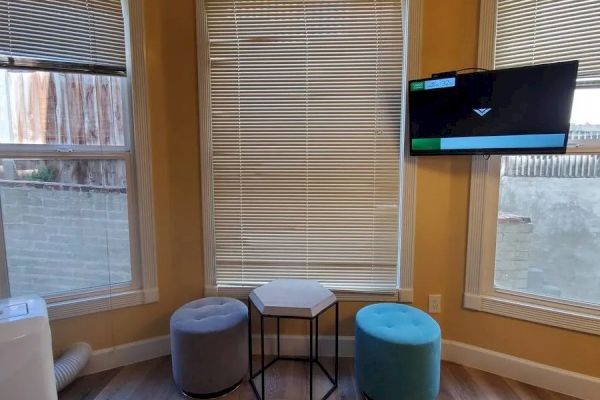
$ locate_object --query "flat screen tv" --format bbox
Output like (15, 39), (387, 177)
(408, 61), (578, 156)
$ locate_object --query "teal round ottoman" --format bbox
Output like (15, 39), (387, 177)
(355, 303), (441, 400)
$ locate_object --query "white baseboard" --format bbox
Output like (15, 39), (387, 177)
(81, 334), (351, 377)
(81, 334), (600, 400)
(82, 335), (171, 376)
(442, 339), (600, 400)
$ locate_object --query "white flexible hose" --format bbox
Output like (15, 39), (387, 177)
(54, 342), (92, 392)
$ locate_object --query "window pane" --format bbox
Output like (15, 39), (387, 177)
(0, 159), (131, 296)
(569, 88), (600, 143)
(0, 69), (127, 146)
(570, 88), (600, 125)
(495, 154), (600, 305)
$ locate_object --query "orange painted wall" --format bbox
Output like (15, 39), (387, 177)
(49, 0), (600, 378)
(415, 0), (600, 378)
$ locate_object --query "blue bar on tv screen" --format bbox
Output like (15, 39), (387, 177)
(440, 133), (566, 150)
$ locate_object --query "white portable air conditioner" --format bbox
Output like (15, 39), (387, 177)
(0, 295), (57, 400)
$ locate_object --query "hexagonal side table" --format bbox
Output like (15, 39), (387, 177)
(248, 279), (339, 400)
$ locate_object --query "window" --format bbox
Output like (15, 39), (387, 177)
(0, 0), (157, 318)
(495, 90), (600, 305)
(465, 0), (600, 334)
(198, 0), (417, 300)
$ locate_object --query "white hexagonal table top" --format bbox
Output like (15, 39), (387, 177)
(249, 279), (336, 318)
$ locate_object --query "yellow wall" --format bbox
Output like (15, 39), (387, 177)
(416, 0), (600, 378)
(49, 0), (600, 378)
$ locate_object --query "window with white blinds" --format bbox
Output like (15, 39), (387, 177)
(462, 0), (600, 333)
(495, 0), (600, 82)
(203, 0), (404, 294)
(0, 0), (126, 74)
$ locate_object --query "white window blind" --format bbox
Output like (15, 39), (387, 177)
(495, 0), (600, 82)
(204, 0), (404, 294)
(0, 0), (126, 74)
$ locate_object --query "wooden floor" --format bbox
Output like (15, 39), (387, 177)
(58, 356), (579, 400)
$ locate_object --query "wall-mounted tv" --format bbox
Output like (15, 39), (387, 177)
(408, 61), (578, 156)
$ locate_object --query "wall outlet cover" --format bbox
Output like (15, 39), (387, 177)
(429, 294), (442, 313)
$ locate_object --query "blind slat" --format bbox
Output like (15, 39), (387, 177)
(205, 0), (403, 291)
(0, 0), (126, 74)
(495, 0), (600, 81)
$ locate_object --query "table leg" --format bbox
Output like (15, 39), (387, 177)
(248, 298), (253, 382)
(315, 314), (319, 363)
(247, 302), (338, 400)
(277, 317), (280, 358)
(309, 318), (313, 400)
(261, 314), (265, 400)
(335, 301), (339, 384)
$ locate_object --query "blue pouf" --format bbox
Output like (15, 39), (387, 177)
(355, 303), (441, 400)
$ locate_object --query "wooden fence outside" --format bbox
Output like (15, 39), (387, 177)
(502, 154), (600, 179)
(570, 125), (600, 141)
(0, 70), (127, 186)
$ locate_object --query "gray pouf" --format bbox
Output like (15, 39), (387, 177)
(170, 297), (248, 398)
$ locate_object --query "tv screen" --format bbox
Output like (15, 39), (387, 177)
(408, 61), (578, 156)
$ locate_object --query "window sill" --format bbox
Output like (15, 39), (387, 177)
(206, 285), (413, 303)
(47, 287), (159, 320)
(464, 293), (600, 335)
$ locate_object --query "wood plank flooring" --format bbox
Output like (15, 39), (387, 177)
(58, 356), (580, 400)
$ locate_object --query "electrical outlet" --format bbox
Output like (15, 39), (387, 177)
(428, 294), (442, 313)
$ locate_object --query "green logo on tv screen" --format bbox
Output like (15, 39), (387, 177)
(410, 81), (424, 91)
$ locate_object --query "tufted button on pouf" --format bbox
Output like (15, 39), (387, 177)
(170, 297), (248, 398)
(355, 303), (441, 400)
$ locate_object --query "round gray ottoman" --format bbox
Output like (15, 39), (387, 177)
(170, 297), (248, 398)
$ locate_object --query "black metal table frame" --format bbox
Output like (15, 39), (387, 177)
(248, 297), (339, 400)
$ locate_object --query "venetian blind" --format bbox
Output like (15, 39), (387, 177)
(205, 0), (403, 293)
(495, 0), (600, 82)
(0, 0), (126, 74)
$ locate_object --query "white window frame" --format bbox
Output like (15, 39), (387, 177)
(464, 0), (600, 335)
(0, 0), (158, 320)
(196, 0), (422, 303)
